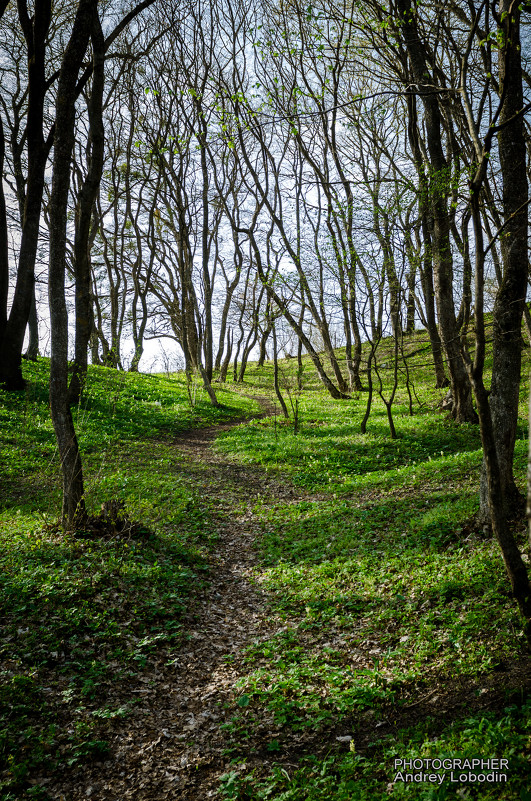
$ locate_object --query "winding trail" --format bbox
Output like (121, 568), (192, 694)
(49, 399), (298, 800)
(46, 398), (531, 800)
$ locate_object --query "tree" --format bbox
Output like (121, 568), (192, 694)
(393, 0), (477, 423)
(48, 0), (97, 526)
(46, 0), (157, 526)
(436, 0), (531, 635)
(0, 0), (53, 390)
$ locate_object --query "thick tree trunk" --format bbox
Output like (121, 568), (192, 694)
(463, 13), (531, 638)
(474, 374), (531, 640)
(0, 0), (52, 390)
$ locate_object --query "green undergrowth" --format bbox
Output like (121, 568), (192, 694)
(0, 358), (258, 799)
(221, 700), (531, 800)
(214, 337), (531, 799)
(2, 333), (531, 800)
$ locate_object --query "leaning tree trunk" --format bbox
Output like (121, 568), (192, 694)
(478, 0), (529, 526)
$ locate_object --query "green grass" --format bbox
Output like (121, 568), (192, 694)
(212, 335), (531, 799)
(1, 332), (531, 800)
(0, 358), (258, 799)
(220, 700), (531, 800)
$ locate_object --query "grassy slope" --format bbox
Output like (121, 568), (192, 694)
(0, 331), (530, 800)
(213, 331), (531, 800)
(0, 359), (258, 800)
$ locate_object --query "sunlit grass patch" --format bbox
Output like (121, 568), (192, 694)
(215, 345), (530, 800)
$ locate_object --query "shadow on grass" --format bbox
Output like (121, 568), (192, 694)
(217, 416), (483, 490)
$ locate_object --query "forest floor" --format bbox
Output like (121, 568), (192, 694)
(44, 399), (303, 800)
(42, 399), (531, 801)
(2, 354), (531, 801)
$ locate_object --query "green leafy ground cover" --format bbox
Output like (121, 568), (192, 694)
(0, 359), (258, 799)
(1, 333), (531, 800)
(213, 336), (531, 799)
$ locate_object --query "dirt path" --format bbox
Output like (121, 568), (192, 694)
(48, 400), (296, 800)
(45, 399), (531, 800)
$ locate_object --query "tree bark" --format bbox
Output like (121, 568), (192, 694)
(478, 0), (529, 524)
(0, 114), (9, 343)
(405, 93), (448, 388)
(25, 289), (39, 360)
(48, 0), (96, 526)
(0, 0), (52, 390)
(398, 0), (474, 417)
(272, 325), (289, 419)
(69, 12), (105, 404)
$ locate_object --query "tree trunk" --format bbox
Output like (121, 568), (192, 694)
(272, 325), (289, 419)
(396, 9), (478, 421)
(48, 0), (95, 527)
(247, 229), (349, 399)
(405, 93), (448, 389)
(0, 0), (52, 390)
(25, 289), (39, 360)
(257, 320), (273, 366)
(0, 115), (9, 344)
(219, 328), (233, 383)
(69, 13), (105, 404)
(478, 0), (529, 525)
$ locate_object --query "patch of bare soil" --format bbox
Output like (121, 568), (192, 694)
(45, 400), (531, 800)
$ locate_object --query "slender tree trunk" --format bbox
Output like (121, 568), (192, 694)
(219, 328), (233, 383)
(419, 233), (449, 389)
(360, 344), (376, 435)
(454, 213), (473, 333)
(405, 264), (416, 335)
(478, 0), (529, 524)
(25, 289), (39, 360)
(257, 319), (273, 366)
(272, 325), (289, 419)
(0, 115), (9, 344)
(246, 229), (349, 399)
(406, 70), (449, 390)
(69, 13), (105, 404)
(48, 0), (95, 527)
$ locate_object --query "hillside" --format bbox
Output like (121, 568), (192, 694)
(1, 339), (530, 800)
